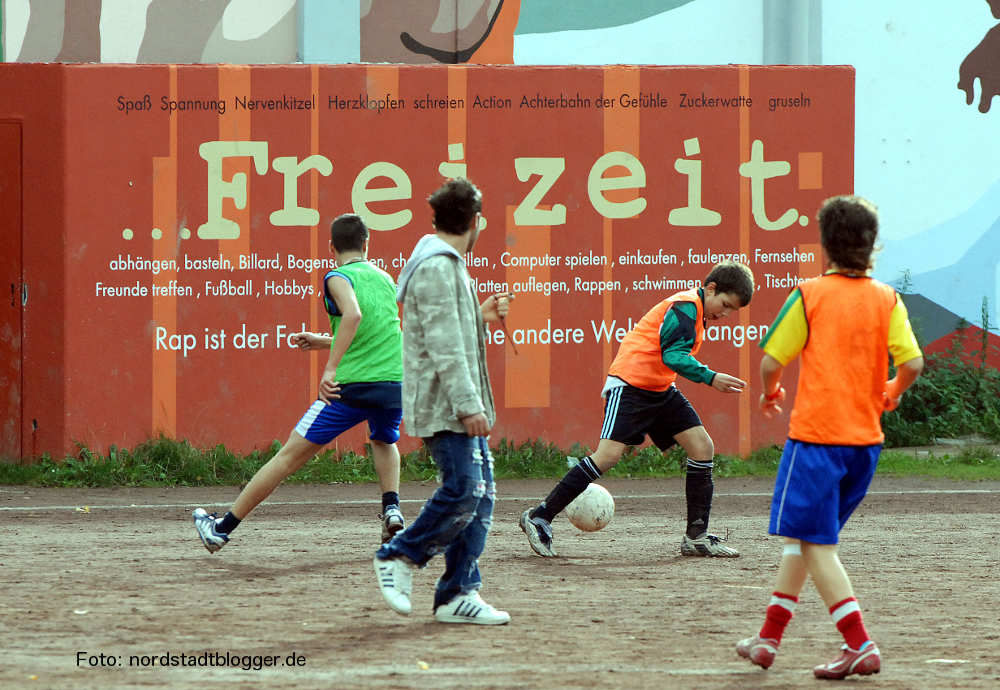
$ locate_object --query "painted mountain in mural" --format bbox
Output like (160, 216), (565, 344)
(876, 175), (1000, 330)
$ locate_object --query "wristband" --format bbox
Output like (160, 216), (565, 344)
(764, 386), (784, 402)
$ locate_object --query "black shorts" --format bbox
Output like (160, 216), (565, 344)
(601, 384), (702, 450)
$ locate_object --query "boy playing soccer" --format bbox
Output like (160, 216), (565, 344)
(192, 213), (406, 551)
(736, 195), (923, 679)
(519, 260), (755, 558)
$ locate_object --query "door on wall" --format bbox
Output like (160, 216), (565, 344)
(0, 122), (23, 459)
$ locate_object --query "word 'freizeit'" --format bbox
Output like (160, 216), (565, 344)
(193, 138), (809, 240)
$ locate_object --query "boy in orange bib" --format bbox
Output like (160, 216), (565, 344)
(520, 260), (754, 558)
(736, 195), (923, 679)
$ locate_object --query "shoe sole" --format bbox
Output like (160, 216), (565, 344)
(519, 510), (556, 557)
(814, 653), (881, 679)
(435, 614), (510, 625)
(681, 543), (740, 557)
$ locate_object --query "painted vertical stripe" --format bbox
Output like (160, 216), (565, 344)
(151, 66), (178, 438)
(601, 66), (640, 374)
(217, 65), (252, 263)
(309, 64), (321, 402)
(738, 66), (751, 457)
(505, 204), (551, 408)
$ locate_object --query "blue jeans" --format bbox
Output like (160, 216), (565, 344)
(375, 432), (496, 610)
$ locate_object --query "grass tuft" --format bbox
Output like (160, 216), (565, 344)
(2, 437), (999, 487)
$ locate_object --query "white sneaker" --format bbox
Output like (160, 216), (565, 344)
(373, 556), (412, 615)
(434, 591), (510, 625)
(192, 508), (228, 553)
(380, 505), (405, 543)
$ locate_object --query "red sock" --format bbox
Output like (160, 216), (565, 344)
(830, 597), (871, 650)
(759, 591), (797, 643)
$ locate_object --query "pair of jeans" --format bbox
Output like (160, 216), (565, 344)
(375, 432), (495, 610)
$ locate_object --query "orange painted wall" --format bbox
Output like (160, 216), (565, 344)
(0, 64), (853, 459)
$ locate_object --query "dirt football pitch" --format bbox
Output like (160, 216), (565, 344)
(2, 476), (999, 689)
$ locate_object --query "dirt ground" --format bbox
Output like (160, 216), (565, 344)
(2, 476), (999, 689)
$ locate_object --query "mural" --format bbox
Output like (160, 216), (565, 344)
(2, 0), (297, 63)
(2, 0), (998, 459)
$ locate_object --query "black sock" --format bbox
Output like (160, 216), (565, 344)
(531, 457), (602, 522)
(685, 458), (714, 538)
(381, 492), (399, 511)
(217, 511), (241, 535)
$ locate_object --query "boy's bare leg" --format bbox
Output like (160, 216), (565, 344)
(801, 540), (877, 674)
(371, 440), (401, 495)
(590, 438), (627, 472)
(775, 539), (809, 595)
(673, 425), (714, 461)
(800, 542), (854, 606)
(372, 439), (404, 542)
(738, 539), (808, 665)
(231, 431), (321, 519)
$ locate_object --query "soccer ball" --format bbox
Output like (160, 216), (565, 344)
(565, 483), (614, 532)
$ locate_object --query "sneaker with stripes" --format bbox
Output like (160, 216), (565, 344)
(434, 591), (510, 625)
(380, 505), (405, 543)
(192, 508), (229, 553)
(681, 532), (740, 557)
(813, 642), (881, 679)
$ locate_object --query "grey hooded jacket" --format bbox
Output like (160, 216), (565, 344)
(396, 234), (496, 438)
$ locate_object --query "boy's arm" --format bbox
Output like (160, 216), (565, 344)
(320, 274), (362, 402)
(659, 302), (746, 393)
(292, 332), (332, 350)
(884, 356), (924, 411)
(884, 296), (924, 410)
(755, 288), (806, 416)
(759, 354), (787, 417)
(660, 302), (717, 384)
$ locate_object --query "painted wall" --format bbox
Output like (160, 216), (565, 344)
(2, 0), (998, 457)
(0, 63), (852, 459)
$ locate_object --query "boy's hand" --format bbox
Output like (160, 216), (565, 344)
(293, 332), (330, 351)
(481, 292), (514, 322)
(460, 412), (491, 437)
(883, 377), (903, 411)
(711, 373), (746, 394)
(759, 386), (786, 418)
(319, 370), (341, 403)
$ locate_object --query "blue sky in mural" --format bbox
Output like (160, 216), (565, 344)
(515, 0), (1000, 326)
(514, 0), (762, 65)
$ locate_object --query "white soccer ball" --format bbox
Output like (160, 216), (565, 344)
(565, 483), (614, 532)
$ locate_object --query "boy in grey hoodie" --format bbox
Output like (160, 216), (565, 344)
(373, 178), (513, 625)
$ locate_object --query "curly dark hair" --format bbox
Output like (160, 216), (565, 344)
(428, 178), (482, 234)
(817, 195), (879, 271)
(704, 260), (755, 306)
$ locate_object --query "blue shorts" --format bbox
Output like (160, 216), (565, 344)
(769, 439), (881, 545)
(293, 399), (402, 445)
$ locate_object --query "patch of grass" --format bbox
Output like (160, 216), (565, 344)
(3, 437), (1000, 487)
(877, 446), (1000, 480)
(883, 295), (1000, 446)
